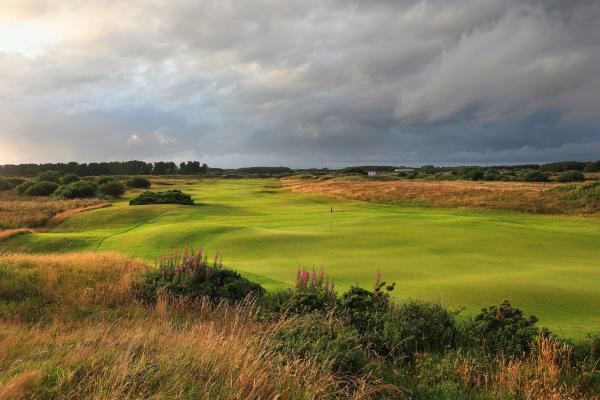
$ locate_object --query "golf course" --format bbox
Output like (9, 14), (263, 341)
(3, 178), (599, 337)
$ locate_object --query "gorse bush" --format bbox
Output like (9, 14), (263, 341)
(55, 181), (98, 199)
(129, 190), (194, 205)
(467, 300), (539, 355)
(272, 314), (367, 376)
(36, 170), (62, 183)
(137, 246), (265, 303)
(61, 173), (80, 184)
(521, 170), (549, 182)
(127, 176), (151, 188)
(97, 176), (115, 184)
(25, 181), (59, 197)
(383, 300), (458, 358)
(556, 170), (586, 182)
(0, 177), (14, 191)
(98, 181), (125, 198)
(16, 181), (34, 195)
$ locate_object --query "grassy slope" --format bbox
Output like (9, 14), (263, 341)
(2, 179), (600, 337)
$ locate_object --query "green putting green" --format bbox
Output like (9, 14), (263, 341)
(2, 179), (600, 337)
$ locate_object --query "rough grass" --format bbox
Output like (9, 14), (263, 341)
(282, 178), (600, 215)
(0, 253), (383, 400)
(0, 253), (597, 399)
(0, 191), (107, 230)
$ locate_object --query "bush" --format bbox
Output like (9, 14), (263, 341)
(521, 170), (549, 182)
(8, 177), (25, 186)
(36, 170), (61, 183)
(383, 300), (458, 358)
(129, 190), (193, 206)
(97, 176), (116, 184)
(136, 246), (264, 304)
(25, 181), (59, 196)
(556, 170), (585, 182)
(340, 276), (395, 336)
(55, 181), (98, 199)
(466, 300), (539, 355)
(272, 314), (367, 375)
(127, 177), (151, 188)
(584, 161), (600, 173)
(61, 173), (80, 184)
(459, 167), (484, 181)
(16, 181), (34, 195)
(98, 181), (125, 198)
(274, 268), (337, 315)
(0, 177), (14, 191)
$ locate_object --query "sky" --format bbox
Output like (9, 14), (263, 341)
(0, 0), (599, 168)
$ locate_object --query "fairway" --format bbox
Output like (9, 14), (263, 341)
(3, 179), (600, 337)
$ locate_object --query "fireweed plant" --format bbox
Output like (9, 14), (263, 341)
(136, 245), (264, 303)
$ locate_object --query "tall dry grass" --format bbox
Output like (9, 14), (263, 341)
(0, 192), (107, 230)
(282, 178), (600, 215)
(0, 253), (386, 399)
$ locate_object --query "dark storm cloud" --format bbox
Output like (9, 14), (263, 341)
(0, 0), (598, 166)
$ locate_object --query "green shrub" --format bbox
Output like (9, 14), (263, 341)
(340, 276), (395, 337)
(459, 167), (484, 181)
(7, 177), (25, 186)
(98, 181), (125, 197)
(137, 246), (264, 304)
(272, 314), (367, 375)
(36, 170), (61, 183)
(556, 170), (585, 182)
(466, 300), (539, 355)
(129, 190), (193, 206)
(55, 181), (98, 199)
(127, 176), (151, 188)
(383, 300), (458, 358)
(521, 170), (549, 182)
(25, 181), (59, 196)
(97, 176), (115, 184)
(61, 173), (80, 184)
(0, 177), (14, 191)
(16, 181), (34, 195)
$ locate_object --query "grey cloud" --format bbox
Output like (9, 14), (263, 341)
(0, 0), (599, 167)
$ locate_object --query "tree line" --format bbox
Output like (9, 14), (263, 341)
(0, 161), (208, 177)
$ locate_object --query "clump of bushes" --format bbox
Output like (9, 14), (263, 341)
(127, 176), (151, 189)
(97, 176), (116, 184)
(556, 170), (586, 182)
(36, 170), (62, 183)
(0, 177), (14, 191)
(137, 246), (265, 303)
(61, 173), (80, 184)
(25, 181), (59, 196)
(466, 300), (539, 355)
(129, 190), (193, 206)
(55, 181), (98, 199)
(98, 181), (126, 198)
(521, 170), (550, 182)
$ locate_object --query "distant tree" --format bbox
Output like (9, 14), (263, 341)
(61, 173), (80, 184)
(584, 161), (600, 173)
(521, 170), (549, 182)
(127, 177), (151, 189)
(556, 170), (585, 182)
(98, 181), (126, 198)
(37, 170), (61, 183)
(25, 181), (59, 196)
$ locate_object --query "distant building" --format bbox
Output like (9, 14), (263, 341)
(367, 171), (377, 176)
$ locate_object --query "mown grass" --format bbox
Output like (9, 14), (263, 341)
(1, 179), (599, 337)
